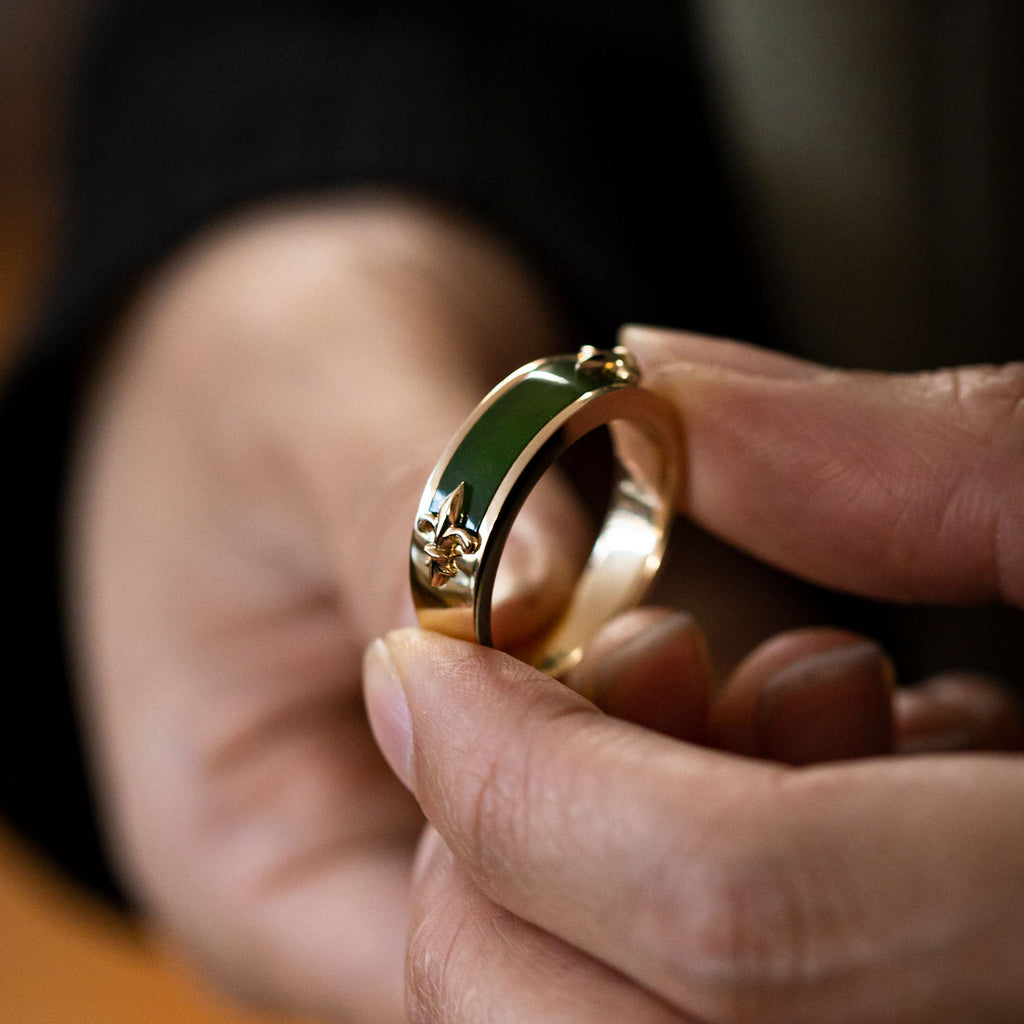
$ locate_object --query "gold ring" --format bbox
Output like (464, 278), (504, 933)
(410, 345), (679, 678)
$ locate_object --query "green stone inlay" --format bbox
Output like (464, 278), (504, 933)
(433, 362), (593, 531)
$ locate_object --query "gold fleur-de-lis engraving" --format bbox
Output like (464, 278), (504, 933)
(417, 481), (481, 588)
(574, 344), (641, 385)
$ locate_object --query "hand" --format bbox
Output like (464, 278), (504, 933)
(365, 331), (1024, 1022)
(64, 194), (587, 1022)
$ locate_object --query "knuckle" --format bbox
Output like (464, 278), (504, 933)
(637, 810), (835, 1022)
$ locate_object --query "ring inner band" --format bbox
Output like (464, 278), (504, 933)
(410, 352), (678, 679)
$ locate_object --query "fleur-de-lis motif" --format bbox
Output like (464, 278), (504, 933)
(417, 481), (481, 587)
(574, 344), (641, 385)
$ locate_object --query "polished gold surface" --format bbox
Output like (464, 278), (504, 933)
(574, 343), (641, 385)
(416, 481), (481, 587)
(411, 348), (679, 678)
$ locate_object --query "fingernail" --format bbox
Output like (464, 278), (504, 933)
(618, 323), (680, 350)
(619, 324), (823, 381)
(895, 684), (983, 753)
(580, 611), (709, 706)
(759, 642), (895, 763)
(363, 637), (414, 789)
(617, 324), (689, 374)
(604, 614), (712, 743)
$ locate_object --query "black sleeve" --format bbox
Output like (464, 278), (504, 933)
(0, 0), (761, 902)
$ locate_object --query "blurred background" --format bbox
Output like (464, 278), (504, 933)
(0, 1), (1019, 1019)
(0, 3), (303, 1020)
(0, 0), (81, 370)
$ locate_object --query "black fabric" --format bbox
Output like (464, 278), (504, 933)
(0, 1), (761, 902)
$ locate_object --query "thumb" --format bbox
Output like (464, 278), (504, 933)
(624, 327), (1024, 607)
(366, 629), (1024, 1021)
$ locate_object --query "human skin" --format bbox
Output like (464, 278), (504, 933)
(65, 195), (1023, 1022)
(364, 331), (1024, 1023)
(64, 194), (589, 1022)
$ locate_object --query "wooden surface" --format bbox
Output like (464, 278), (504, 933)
(0, 827), (308, 1024)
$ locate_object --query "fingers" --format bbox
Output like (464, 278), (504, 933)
(623, 326), (1024, 607)
(896, 673), (1024, 753)
(566, 608), (712, 742)
(406, 827), (691, 1023)
(580, 612), (1022, 762)
(573, 610), (897, 763)
(365, 630), (755, 1018)
(368, 630), (1024, 1022)
(711, 628), (895, 763)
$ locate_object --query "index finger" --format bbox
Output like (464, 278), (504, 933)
(624, 328), (1024, 607)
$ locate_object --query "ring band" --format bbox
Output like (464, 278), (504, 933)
(409, 345), (679, 678)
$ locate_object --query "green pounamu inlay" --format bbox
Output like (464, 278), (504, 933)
(432, 363), (594, 531)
